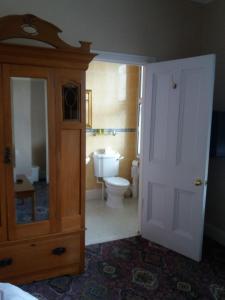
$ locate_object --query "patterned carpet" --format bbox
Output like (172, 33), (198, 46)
(20, 236), (225, 300)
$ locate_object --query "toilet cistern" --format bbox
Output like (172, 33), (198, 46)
(93, 149), (130, 208)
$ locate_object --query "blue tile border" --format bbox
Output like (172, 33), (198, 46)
(86, 128), (136, 134)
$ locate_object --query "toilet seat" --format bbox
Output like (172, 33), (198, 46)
(104, 176), (130, 187)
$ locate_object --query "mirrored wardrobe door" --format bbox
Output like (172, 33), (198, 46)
(3, 64), (57, 240)
(11, 77), (49, 225)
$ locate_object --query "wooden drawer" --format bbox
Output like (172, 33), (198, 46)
(0, 233), (81, 280)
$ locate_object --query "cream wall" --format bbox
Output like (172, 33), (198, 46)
(86, 62), (139, 190)
(201, 0), (225, 110)
(0, 0), (203, 59)
(201, 0), (225, 241)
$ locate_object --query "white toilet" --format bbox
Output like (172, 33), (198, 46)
(93, 149), (130, 208)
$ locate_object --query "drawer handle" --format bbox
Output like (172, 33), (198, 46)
(52, 247), (66, 256)
(0, 258), (13, 268)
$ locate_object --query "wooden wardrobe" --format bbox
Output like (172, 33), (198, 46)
(0, 14), (95, 283)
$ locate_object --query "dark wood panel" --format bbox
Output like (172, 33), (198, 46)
(60, 130), (81, 218)
(0, 65), (7, 241)
(55, 69), (85, 233)
(0, 43), (95, 70)
(6, 264), (80, 285)
(0, 232), (81, 283)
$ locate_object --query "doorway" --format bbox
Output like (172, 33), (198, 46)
(85, 53), (215, 261)
(85, 59), (143, 245)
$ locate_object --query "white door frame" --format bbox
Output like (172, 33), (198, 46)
(92, 49), (155, 66)
(91, 50), (155, 233)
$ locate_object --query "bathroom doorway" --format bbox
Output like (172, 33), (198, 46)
(85, 59), (143, 245)
(85, 53), (215, 261)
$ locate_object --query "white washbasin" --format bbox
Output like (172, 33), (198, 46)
(86, 157), (90, 165)
(93, 149), (120, 159)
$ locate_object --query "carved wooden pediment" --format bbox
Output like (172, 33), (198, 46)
(0, 14), (91, 52)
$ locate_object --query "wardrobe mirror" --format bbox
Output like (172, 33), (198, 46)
(10, 77), (49, 224)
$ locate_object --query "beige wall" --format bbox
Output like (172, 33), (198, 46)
(0, 0), (202, 59)
(201, 0), (225, 110)
(86, 61), (139, 190)
(201, 0), (225, 239)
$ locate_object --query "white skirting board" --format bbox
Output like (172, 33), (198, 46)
(86, 189), (102, 201)
(205, 223), (225, 247)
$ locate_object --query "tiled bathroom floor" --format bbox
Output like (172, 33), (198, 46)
(85, 197), (139, 245)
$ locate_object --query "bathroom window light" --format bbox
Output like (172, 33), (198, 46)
(137, 66), (144, 156)
(118, 64), (127, 101)
(137, 102), (142, 157)
(139, 65), (144, 99)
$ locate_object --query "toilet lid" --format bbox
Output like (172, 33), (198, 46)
(104, 177), (130, 187)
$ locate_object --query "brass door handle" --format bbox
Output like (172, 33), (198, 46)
(194, 178), (203, 186)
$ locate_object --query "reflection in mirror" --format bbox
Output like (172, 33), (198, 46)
(11, 78), (49, 224)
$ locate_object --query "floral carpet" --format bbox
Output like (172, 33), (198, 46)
(20, 236), (225, 299)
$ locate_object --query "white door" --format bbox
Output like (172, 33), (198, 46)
(141, 55), (215, 261)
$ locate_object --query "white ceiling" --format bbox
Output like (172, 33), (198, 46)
(192, 0), (214, 4)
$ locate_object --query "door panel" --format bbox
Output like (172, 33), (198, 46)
(176, 69), (203, 166)
(146, 182), (167, 229)
(60, 130), (81, 217)
(2, 64), (57, 240)
(0, 65), (7, 241)
(172, 189), (195, 239)
(54, 69), (85, 232)
(141, 55), (215, 261)
(149, 73), (171, 164)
